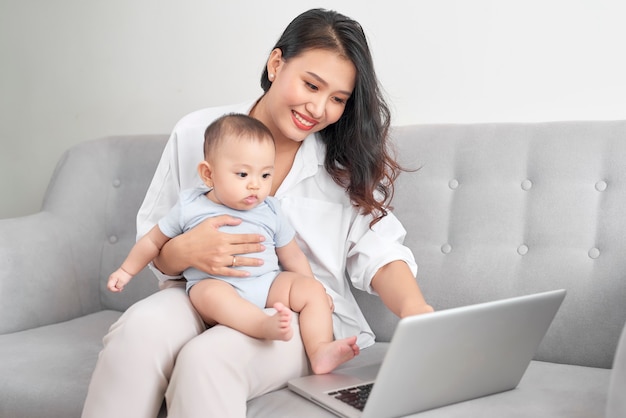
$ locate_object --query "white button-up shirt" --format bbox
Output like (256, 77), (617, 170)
(137, 101), (417, 348)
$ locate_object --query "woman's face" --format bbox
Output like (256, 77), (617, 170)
(258, 48), (356, 144)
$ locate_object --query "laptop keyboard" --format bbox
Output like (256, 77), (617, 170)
(327, 383), (373, 411)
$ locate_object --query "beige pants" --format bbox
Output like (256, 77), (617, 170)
(82, 285), (308, 418)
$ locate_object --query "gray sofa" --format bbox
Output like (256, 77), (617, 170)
(1, 121), (625, 418)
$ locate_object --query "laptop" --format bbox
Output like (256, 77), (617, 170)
(288, 289), (566, 418)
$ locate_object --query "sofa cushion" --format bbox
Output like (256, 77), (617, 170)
(411, 361), (610, 418)
(388, 121), (626, 368)
(0, 310), (121, 418)
(41, 135), (166, 315)
(0, 212), (99, 334)
(247, 360), (610, 418)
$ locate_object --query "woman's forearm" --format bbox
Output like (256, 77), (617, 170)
(370, 260), (434, 318)
(152, 215), (266, 278)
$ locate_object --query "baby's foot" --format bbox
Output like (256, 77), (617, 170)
(309, 335), (360, 375)
(262, 302), (293, 341)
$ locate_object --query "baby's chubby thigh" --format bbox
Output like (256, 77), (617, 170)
(232, 270), (277, 309)
(267, 271), (326, 312)
(189, 272), (274, 312)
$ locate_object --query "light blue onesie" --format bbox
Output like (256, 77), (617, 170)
(158, 188), (296, 309)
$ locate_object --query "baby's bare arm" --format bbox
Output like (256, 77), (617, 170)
(276, 239), (314, 277)
(122, 225), (171, 275)
(108, 225), (170, 292)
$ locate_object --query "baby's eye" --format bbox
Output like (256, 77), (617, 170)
(262, 173), (272, 179)
(236, 172), (248, 178)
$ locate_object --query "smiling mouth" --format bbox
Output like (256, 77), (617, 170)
(292, 111), (316, 128)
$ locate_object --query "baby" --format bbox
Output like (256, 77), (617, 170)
(108, 113), (359, 374)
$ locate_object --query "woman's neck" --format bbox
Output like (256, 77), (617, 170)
(270, 139), (301, 196)
(249, 96), (302, 195)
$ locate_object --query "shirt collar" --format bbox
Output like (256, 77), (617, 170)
(302, 132), (325, 169)
(274, 133), (324, 197)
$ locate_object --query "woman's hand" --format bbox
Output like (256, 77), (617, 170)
(153, 215), (265, 277)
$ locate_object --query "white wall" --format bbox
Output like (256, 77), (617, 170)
(1, 0), (625, 218)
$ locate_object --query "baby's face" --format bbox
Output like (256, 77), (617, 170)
(206, 136), (275, 211)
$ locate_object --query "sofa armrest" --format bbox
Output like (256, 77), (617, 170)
(0, 212), (100, 334)
(606, 320), (626, 418)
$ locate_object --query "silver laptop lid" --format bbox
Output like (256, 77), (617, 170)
(288, 289), (566, 418)
(361, 289), (566, 418)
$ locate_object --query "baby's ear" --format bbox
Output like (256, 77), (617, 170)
(197, 161), (213, 187)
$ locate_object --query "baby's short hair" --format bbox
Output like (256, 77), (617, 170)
(203, 113), (274, 159)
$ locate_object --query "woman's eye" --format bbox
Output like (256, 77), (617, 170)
(332, 96), (347, 105)
(305, 82), (319, 91)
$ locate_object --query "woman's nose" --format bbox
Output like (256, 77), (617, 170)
(305, 97), (325, 119)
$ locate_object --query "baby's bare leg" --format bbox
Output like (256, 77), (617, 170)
(268, 273), (360, 374)
(189, 279), (292, 341)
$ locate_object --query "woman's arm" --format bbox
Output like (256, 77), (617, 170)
(154, 214), (266, 277)
(370, 260), (434, 318)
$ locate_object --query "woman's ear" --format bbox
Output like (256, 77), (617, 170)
(266, 48), (283, 79)
(197, 161), (213, 188)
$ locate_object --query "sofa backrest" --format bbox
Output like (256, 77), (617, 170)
(356, 120), (626, 369)
(42, 135), (169, 315)
(26, 122), (626, 370)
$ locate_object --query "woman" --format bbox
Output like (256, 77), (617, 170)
(83, 8), (433, 418)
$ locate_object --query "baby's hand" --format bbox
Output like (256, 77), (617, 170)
(107, 268), (133, 292)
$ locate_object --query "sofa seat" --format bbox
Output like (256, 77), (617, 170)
(0, 310), (122, 418)
(414, 361), (610, 418)
(248, 350), (611, 418)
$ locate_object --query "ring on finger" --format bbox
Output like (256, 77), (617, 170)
(231, 256), (236, 267)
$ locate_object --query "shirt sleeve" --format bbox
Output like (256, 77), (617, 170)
(135, 130), (184, 282)
(345, 210), (418, 295)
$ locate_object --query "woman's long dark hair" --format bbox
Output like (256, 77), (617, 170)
(261, 8), (402, 227)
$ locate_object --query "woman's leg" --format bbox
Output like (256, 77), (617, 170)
(82, 285), (205, 418)
(166, 308), (309, 418)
